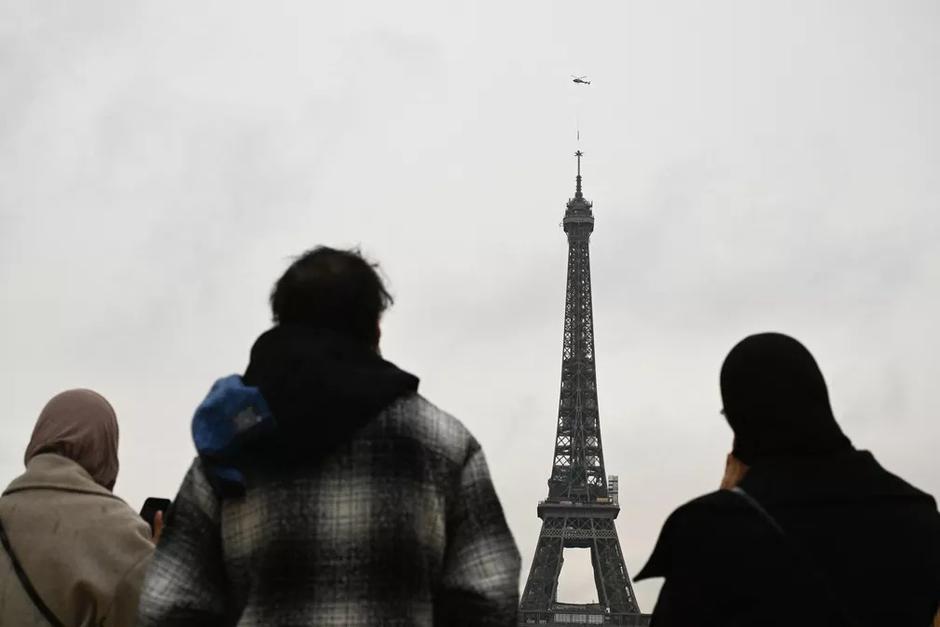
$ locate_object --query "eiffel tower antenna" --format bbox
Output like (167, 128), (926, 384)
(575, 150), (583, 197)
(519, 151), (648, 625)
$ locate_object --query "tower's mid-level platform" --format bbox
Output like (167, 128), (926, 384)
(537, 500), (621, 520)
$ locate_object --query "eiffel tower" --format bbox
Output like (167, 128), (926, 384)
(519, 152), (649, 626)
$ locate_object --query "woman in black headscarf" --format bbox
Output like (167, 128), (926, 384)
(636, 333), (940, 627)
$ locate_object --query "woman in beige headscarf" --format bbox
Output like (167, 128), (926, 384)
(0, 389), (156, 627)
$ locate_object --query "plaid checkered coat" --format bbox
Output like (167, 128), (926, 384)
(137, 394), (521, 626)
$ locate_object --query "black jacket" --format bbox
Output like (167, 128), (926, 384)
(636, 450), (940, 627)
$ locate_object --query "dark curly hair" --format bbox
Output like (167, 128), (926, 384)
(270, 246), (392, 346)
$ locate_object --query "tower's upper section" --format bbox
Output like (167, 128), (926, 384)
(563, 150), (594, 238)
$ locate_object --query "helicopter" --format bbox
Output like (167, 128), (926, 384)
(571, 75), (591, 85)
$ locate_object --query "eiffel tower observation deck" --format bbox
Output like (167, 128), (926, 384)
(519, 152), (650, 626)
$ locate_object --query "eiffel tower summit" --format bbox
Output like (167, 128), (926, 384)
(519, 152), (650, 626)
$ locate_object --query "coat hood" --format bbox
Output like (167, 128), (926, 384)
(242, 324), (419, 447)
(192, 325), (419, 496)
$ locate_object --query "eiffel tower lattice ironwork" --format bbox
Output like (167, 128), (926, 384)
(519, 152), (647, 626)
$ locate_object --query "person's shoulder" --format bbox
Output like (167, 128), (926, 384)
(863, 452), (938, 505)
(377, 393), (479, 465)
(657, 490), (753, 548)
(664, 489), (750, 533)
(98, 496), (153, 552)
(665, 489), (747, 519)
(181, 456), (224, 506)
(636, 489), (749, 580)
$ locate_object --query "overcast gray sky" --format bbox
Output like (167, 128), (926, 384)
(2, 0), (938, 612)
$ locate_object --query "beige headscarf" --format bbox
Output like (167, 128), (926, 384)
(24, 389), (120, 490)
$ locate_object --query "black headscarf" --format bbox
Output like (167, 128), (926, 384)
(720, 332), (852, 465)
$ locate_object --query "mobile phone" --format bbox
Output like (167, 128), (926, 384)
(140, 497), (172, 533)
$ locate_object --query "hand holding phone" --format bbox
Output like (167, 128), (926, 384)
(140, 497), (171, 542)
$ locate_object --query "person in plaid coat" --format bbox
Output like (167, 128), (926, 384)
(137, 247), (521, 626)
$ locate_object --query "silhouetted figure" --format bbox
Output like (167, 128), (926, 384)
(636, 333), (940, 627)
(0, 389), (155, 627)
(137, 246), (521, 627)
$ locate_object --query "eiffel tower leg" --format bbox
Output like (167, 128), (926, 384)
(520, 517), (570, 615)
(590, 519), (639, 614)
